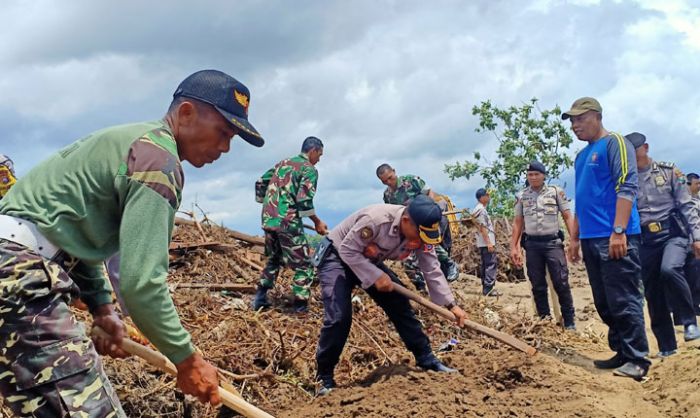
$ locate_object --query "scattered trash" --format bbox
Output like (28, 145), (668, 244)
(437, 338), (459, 353)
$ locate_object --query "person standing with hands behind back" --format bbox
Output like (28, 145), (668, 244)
(472, 188), (501, 296)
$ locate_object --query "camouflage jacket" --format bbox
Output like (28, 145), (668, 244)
(383, 174), (430, 205)
(257, 153), (318, 231)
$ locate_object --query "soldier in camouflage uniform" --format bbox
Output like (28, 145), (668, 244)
(253, 137), (328, 313)
(375, 164), (460, 290)
(0, 155), (17, 200)
(0, 70), (263, 416)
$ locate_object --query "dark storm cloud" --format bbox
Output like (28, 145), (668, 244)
(1, 0), (698, 233)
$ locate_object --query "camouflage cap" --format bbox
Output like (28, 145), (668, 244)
(174, 70), (264, 147)
(561, 97), (602, 120)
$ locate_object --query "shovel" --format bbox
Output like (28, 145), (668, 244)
(392, 284), (537, 356)
(92, 326), (276, 418)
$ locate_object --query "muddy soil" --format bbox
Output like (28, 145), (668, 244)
(3, 222), (699, 418)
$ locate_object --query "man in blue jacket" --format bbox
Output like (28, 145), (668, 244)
(563, 97), (650, 381)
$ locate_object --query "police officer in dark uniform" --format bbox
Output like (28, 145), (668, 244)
(313, 195), (468, 395)
(627, 132), (700, 357)
(510, 161), (577, 329)
(685, 172), (700, 314)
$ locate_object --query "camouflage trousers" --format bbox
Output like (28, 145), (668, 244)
(0, 240), (125, 418)
(402, 245), (452, 283)
(260, 229), (314, 300)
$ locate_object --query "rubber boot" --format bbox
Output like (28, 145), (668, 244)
(251, 286), (272, 311)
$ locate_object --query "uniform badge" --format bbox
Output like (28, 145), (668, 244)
(655, 175), (665, 186)
(591, 152), (598, 163)
(360, 227), (373, 240)
(424, 244), (434, 252)
(234, 90), (250, 115)
(674, 167), (687, 185)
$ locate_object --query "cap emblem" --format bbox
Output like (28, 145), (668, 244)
(234, 90), (249, 114)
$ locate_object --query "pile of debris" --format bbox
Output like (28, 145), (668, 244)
(451, 217), (526, 283)
(95, 218), (586, 417)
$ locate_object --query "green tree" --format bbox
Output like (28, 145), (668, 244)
(444, 98), (575, 217)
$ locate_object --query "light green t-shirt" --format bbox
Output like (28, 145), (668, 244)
(0, 120), (195, 364)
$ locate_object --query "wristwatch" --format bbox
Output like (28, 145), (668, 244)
(613, 225), (626, 235)
(444, 302), (455, 310)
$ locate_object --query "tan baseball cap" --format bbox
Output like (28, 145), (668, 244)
(561, 97), (602, 120)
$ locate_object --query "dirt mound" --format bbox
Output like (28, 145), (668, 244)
(285, 344), (666, 418)
(642, 346), (700, 418)
(4, 219), (699, 418)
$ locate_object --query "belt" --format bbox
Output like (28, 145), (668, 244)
(642, 218), (672, 234)
(524, 234), (560, 242)
(0, 214), (62, 259)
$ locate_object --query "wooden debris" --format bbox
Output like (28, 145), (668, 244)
(171, 283), (256, 292)
(174, 218), (265, 246)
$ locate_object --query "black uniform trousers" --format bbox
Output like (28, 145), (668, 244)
(581, 235), (650, 367)
(641, 231), (697, 352)
(315, 250), (433, 379)
(524, 239), (575, 326)
(478, 247), (498, 293)
(684, 245), (700, 315)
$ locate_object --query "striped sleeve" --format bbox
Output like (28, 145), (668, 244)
(607, 133), (638, 202)
(123, 130), (184, 210)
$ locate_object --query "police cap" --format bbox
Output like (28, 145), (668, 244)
(624, 132), (646, 149)
(527, 161), (546, 175)
(407, 195), (442, 245)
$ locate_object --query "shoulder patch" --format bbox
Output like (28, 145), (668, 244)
(674, 167), (686, 184)
(360, 226), (373, 240)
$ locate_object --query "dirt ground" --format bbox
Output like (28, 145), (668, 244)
(3, 222), (700, 418)
(282, 268), (700, 418)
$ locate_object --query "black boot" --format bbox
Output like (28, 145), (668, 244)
(412, 272), (426, 292)
(613, 362), (648, 381)
(251, 286), (272, 311)
(293, 298), (309, 314)
(593, 353), (625, 369)
(417, 354), (457, 373)
(316, 374), (336, 396)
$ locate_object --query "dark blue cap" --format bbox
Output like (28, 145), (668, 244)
(624, 132), (646, 149)
(174, 70), (264, 147)
(527, 161), (546, 174)
(407, 195), (442, 245)
(475, 188), (488, 199)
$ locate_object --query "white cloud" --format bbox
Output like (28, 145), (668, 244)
(2, 0), (700, 233)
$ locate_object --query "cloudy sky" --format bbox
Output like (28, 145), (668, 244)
(2, 0), (699, 234)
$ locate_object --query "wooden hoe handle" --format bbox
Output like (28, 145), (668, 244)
(392, 284), (537, 356)
(92, 326), (276, 418)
